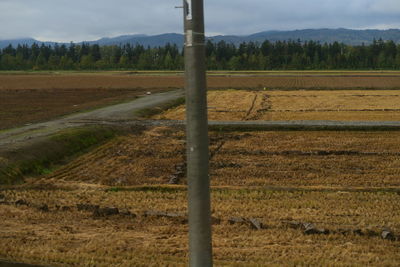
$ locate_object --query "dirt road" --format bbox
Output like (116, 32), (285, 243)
(0, 90), (184, 152)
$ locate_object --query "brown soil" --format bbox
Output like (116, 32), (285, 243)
(0, 74), (183, 90)
(208, 75), (400, 89)
(1, 73), (400, 91)
(0, 88), (166, 130)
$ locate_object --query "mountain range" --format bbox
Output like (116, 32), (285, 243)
(1, 28), (400, 49)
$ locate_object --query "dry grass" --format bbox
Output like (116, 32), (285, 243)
(0, 186), (399, 266)
(155, 90), (264, 121)
(43, 127), (186, 186)
(157, 90), (400, 121)
(40, 128), (400, 188)
(211, 131), (400, 187)
(265, 90), (400, 121)
(1, 126), (400, 265)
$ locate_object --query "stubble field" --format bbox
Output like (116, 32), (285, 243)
(43, 127), (400, 188)
(0, 185), (399, 266)
(156, 89), (400, 121)
(1, 71), (400, 266)
(0, 126), (399, 266)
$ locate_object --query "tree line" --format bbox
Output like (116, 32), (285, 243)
(1, 39), (399, 70)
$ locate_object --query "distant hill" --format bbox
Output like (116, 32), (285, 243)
(90, 33), (184, 47)
(0, 38), (58, 49)
(243, 29), (400, 45)
(1, 29), (400, 49)
(0, 38), (39, 48)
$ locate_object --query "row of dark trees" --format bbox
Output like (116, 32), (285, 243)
(1, 39), (400, 70)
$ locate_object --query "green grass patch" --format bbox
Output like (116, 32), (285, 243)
(134, 97), (185, 118)
(209, 124), (400, 132)
(0, 126), (118, 185)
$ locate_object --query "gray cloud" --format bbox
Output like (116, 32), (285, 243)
(0, 0), (399, 41)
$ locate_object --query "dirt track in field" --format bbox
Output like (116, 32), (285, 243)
(0, 90), (184, 154)
(0, 88), (168, 130)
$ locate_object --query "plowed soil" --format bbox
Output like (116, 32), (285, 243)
(0, 88), (165, 130)
(1, 73), (400, 90)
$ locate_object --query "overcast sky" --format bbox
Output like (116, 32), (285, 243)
(0, 0), (399, 42)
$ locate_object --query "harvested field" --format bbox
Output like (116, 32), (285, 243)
(2, 71), (400, 266)
(157, 90), (400, 121)
(1, 126), (400, 266)
(0, 185), (399, 266)
(211, 131), (400, 187)
(42, 127), (400, 188)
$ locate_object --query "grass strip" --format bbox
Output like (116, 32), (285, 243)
(209, 124), (400, 132)
(134, 97), (185, 118)
(0, 126), (118, 185)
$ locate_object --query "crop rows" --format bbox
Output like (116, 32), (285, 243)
(158, 90), (400, 121)
(0, 185), (399, 266)
(43, 128), (400, 188)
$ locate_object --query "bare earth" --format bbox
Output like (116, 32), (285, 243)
(0, 88), (167, 130)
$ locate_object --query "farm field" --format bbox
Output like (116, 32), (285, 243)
(0, 88), (167, 130)
(0, 126), (399, 266)
(1, 71), (400, 91)
(1, 71), (400, 130)
(1, 71), (400, 266)
(42, 127), (400, 188)
(156, 90), (400, 121)
(0, 186), (399, 266)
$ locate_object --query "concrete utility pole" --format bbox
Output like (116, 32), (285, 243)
(182, 0), (213, 266)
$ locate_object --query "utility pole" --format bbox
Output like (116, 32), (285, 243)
(182, 0), (213, 266)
